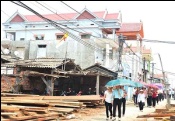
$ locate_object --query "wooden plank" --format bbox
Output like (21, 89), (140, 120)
(10, 115), (37, 121)
(1, 93), (40, 97)
(137, 113), (175, 118)
(1, 100), (49, 105)
(155, 108), (168, 113)
(1, 105), (20, 111)
(49, 103), (81, 108)
(1, 112), (18, 116)
(2, 95), (103, 101)
(1, 119), (11, 121)
(48, 107), (74, 113)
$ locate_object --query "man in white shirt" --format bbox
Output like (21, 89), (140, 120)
(112, 85), (124, 121)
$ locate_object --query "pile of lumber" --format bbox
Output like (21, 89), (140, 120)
(1, 93), (103, 120)
(137, 104), (175, 121)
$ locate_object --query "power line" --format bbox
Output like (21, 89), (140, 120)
(123, 49), (175, 77)
(60, 1), (118, 40)
(142, 39), (175, 44)
(10, 1), (175, 77)
(35, 1), (118, 45)
(1, 9), (35, 37)
(35, 1), (103, 39)
(11, 1), (103, 53)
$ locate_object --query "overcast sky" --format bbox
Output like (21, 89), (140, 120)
(1, 1), (175, 85)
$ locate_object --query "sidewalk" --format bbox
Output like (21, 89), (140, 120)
(72, 99), (175, 121)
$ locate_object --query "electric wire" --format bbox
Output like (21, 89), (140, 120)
(11, 1), (103, 53)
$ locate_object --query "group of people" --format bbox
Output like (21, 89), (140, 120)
(60, 87), (99, 96)
(133, 87), (175, 109)
(103, 85), (127, 121)
(103, 86), (175, 121)
(168, 88), (175, 100)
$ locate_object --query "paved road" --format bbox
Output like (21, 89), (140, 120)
(71, 98), (175, 121)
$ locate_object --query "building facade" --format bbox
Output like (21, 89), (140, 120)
(2, 8), (121, 69)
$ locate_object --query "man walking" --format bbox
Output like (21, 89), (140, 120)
(112, 85), (124, 121)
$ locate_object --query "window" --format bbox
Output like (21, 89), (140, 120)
(56, 35), (64, 40)
(81, 34), (91, 39)
(20, 38), (25, 41)
(38, 45), (46, 48)
(37, 45), (47, 58)
(35, 35), (44, 40)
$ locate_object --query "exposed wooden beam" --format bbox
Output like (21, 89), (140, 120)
(41, 76), (52, 93)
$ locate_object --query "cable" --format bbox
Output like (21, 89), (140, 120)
(60, 1), (119, 40)
(11, 1), (103, 53)
(142, 39), (175, 44)
(35, 1), (101, 38)
(1, 9), (35, 38)
(10, 1), (175, 77)
(35, 1), (118, 45)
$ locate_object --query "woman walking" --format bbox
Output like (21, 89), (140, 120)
(104, 87), (113, 120)
(152, 89), (158, 108)
(137, 89), (146, 112)
(147, 88), (153, 107)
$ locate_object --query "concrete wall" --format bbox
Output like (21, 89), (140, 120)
(1, 40), (29, 60)
(3, 19), (120, 69)
(29, 38), (96, 69)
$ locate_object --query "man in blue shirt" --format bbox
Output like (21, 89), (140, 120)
(112, 85), (124, 121)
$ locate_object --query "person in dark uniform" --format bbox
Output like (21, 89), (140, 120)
(67, 88), (72, 96)
(87, 88), (93, 95)
(121, 86), (127, 116)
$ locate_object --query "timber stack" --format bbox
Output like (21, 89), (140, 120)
(137, 104), (175, 121)
(1, 93), (103, 121)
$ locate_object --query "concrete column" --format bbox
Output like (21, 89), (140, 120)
(105, 43), (109, 67)
(96, 74), (100, 95)
(132, 54), (135, 81)
(113, 29), (116, 40)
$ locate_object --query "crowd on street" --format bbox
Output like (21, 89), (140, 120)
(103, 85), (175, 121)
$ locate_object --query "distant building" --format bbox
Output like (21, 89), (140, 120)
(2, 8), (121, 70)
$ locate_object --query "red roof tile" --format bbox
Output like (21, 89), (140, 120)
(93, 11), (105, 18)
(23, 11), (118, 22)
(24, 13), (77, 22)
(154, 74), (167, 78)
(124, 46), (151, 54)
(118, 23), (142, 32)
(105, 13), (119, 20)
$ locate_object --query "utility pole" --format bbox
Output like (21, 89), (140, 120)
(158, 53), (171, 109)
(143, 57), (146, 82)
(117, 34), (125, 77)
(150, 63), (156, 83)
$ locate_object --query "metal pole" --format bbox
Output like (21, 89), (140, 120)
(143, 57), (146, 82)
(158, 53), (170, 109)
(151, 63), (156, 83)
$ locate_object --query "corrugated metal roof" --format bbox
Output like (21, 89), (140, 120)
(1, 54), (20, 62)
(1, 58), (74, 68)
